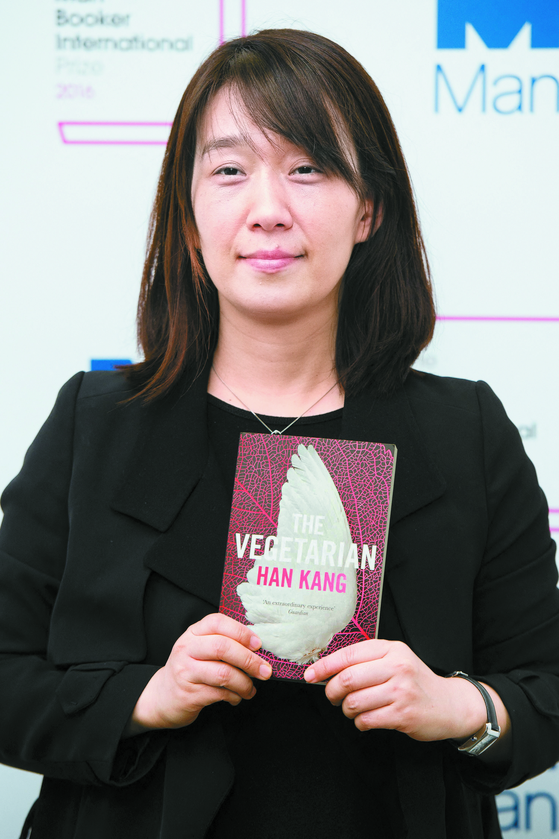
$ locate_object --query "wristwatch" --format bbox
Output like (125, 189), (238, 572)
(446, 671), (501, 756)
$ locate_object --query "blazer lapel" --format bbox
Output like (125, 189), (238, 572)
(111, 365), (229, 607)
(111, 369), (210, 533)
(342, 382), (447, 531)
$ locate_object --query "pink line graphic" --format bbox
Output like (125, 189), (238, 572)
(437, 315), (559, 323)
(219, 0), (247, 44)
(60, 1), (250, 144)
(549, 509), (559, 534)
(58, 121), (172, 145)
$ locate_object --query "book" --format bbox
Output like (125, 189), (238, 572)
(219, 432), (397, 681)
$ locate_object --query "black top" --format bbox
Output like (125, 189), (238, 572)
(206, 393), (344, 489)
(206, 396), (402, 838)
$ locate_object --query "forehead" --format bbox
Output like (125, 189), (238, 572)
(196, 88), (271, 157)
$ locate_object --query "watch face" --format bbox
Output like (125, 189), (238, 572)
(458, 723), (501, 756)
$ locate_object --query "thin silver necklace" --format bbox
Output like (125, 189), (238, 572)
(211, 365), (339, 434)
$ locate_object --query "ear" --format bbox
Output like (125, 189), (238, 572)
(355, 199), (382, 244)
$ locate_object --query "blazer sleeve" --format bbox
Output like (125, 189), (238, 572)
(0, 374), (167, 787)
(457, 380), (559, 793)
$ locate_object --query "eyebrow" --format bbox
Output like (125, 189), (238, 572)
(200, 134), (248, 157)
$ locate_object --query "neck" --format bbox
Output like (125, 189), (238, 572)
(208, 310), (343, 416)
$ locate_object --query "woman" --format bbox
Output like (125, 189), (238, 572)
(1, 29), (558, 839)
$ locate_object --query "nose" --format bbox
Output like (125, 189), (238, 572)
(245, 172), (293, 231)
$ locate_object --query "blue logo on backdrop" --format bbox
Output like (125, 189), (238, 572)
(438, 0), (559, 49)
(435, 0), (559, 113)
(497, 788), (558, 832)
(90, 359), (131, 371)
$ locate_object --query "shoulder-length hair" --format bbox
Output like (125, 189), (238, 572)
(124, 28), (435, 401)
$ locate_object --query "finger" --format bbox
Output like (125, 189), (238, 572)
(192, 685), (252, 709)
(324, 659), (392, 706)
(339, 684), (395, 721)
(304, 639), (392, 683)
(184, 658), (259, 700)
(171, 683), (255, 725)
(352, 703), (401, 732)
(180, 633), (273, 681)
(190, 613), (263, 651)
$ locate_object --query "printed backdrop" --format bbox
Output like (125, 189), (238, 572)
(1, 1), (558, 834)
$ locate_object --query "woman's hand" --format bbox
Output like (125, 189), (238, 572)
(304, 639), (510, 746)
(127, 614), (272, 735)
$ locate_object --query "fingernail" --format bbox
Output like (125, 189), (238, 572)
(304, 668), (316, 682)
(249, 686), (257, 699)
(259, 664), (272, 679)
(249, 635), (262, 651)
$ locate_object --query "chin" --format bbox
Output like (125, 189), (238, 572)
(238, 298), (321, 322)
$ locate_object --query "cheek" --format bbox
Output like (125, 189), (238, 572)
(319, 191), (363, 241)
(318, 210), (362, 260)
(316, 209), (362, 284)
(198, 244), (227, 286)
(195, 209), (226, 259)
(195, 218), (238, 287)
(196, 196), (239, 249)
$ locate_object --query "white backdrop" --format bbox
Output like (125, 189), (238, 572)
(1, 1), (558, 835)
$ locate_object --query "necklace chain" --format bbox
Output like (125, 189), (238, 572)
(211, 365), (339, 435)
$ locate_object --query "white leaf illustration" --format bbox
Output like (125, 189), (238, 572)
(237, 444), (357, 664)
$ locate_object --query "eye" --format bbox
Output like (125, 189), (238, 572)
(291, 164), (321, 175)
(215, 166), (243, 176)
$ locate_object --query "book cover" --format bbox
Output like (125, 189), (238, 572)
(219, 433), (397, 681)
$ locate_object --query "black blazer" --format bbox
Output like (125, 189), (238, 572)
(1, 366), (558, 839)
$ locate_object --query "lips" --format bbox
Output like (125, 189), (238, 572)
(241, 249), (302, 273)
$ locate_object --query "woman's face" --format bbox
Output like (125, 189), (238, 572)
(190, 89), (372, 327)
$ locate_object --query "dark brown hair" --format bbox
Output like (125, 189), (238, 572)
(124, 28), (435, 401)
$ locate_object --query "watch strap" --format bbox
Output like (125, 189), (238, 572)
(446, 671), (501, 756)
